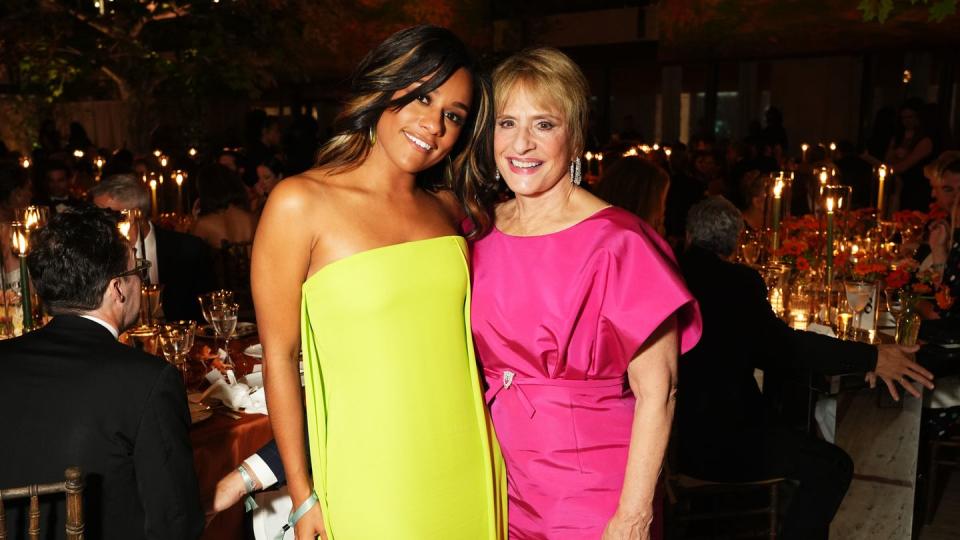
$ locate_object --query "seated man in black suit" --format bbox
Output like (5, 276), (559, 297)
(675, 196), (935, 540)
(89, 174), (216, 321)
(0, 207), (204, 539)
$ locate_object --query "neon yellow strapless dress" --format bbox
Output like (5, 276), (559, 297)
(300, 235), (506, 540)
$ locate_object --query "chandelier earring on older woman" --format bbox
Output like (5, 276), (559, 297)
(570, 157), (582, 186)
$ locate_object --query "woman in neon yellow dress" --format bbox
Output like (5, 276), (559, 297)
(252, 26), (505, 540)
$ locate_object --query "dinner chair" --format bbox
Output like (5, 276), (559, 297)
(924, 432), (960, 523)
(0, 467), (84, 540)
(664, 465), (786, 540)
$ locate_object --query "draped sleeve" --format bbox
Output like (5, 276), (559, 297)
(596, 217), (702, 365)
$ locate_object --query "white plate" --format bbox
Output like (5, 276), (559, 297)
(244, 343), (263, 358)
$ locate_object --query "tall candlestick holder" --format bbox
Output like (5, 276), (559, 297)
(10, 221), (32, 332)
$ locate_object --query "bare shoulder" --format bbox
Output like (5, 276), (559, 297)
(265, 170), (328, 213)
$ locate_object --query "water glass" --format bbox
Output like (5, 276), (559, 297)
(209, 302), (239, 367)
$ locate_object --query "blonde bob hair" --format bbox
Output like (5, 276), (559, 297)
(492, 47), (590, 158)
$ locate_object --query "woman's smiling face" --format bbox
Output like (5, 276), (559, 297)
(494, 84), (573, 197)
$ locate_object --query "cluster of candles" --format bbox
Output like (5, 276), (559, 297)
(5, 206), (49, 333)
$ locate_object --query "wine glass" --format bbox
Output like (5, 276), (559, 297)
(741, 232), (761, 266)
(158, 324), (187, 367)
(198, 290), (234, 325)
(884, 288), (905, 326)
(844, 281), (876, 341)
(210, 302), (239, 368)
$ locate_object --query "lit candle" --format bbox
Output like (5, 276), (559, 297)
(819, 169), (829, 197)
(640, 144), (651, 154)
(188, 147), (198, 158)
(652, 143), (660, 151)
(596, 153), (604, 177)
(664, 147), (672, 158)
(159, 155), (169, 168)
(826, 196), (835, 287)
(175, 171), (186, 214)
(20, 156), (31, 169)
(73, 149), (84, 159)
(829, 142), (837, 158)
(94, 157), (105, 181)
(801, 143), (809, 163)
(877, 164), (887, 217)
(790, 309), (809, 330)
(584, 151), (593, 176)
(772, 177), (785, 254)
(153, 149), (162, 158)
(149, 179), (158, 219)
(11, 224), (31, 331)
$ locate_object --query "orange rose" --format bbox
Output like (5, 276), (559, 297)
(884, 268), (911, 289)
(936, 286), (954, 310)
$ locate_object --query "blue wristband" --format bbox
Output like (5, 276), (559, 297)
(236, 465), (259, 513)
(274, 491), (319, 540)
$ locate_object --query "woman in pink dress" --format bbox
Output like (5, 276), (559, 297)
(471, 47), (702, 540)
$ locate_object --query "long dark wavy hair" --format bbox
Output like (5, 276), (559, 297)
(315, 25), (496, 237)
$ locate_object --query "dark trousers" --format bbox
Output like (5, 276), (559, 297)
(681, 426), (853, 540)
(746, 428), (853, 540)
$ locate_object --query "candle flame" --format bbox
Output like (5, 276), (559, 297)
(829, 142), (837, 151)
(20, 157), (30, 168)
(188, 147), (198, 157)
(664, 148), (672, 157)
(153, 149), (162, 157)
(878, 164), (887, 179)
(118, 220), (132, 240)
(652, 143), (660, 151)
(175, 172), (185, 186)
(819, 170), (829, 184)
(596, 153), (603, 162)
(149, 179), (157, 189)
(826, 196), (835, 212)
(12, 229), (28, 255)
(584, 151), (593, 161)
(160, 156), (168, 167)
(73, 149), (84, 158)
(773, 179), (784, 198)
(801, 143), (809, 151)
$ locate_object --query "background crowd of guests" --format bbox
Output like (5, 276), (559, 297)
(0, 25), (958, 540)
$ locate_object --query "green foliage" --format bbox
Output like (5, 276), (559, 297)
(859, 0), (957, 22)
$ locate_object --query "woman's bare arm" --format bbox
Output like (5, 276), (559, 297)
(603, 315), (679, 540)
(251, 176), (328, 538)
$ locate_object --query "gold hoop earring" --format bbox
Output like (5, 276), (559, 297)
(368, 126), (377, 146)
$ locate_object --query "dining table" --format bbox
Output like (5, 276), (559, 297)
(187, 330), (273, 540)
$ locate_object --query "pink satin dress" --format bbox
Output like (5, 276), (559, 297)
(471, 206), (702, 539)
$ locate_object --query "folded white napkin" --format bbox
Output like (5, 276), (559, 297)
(205, 369), (268, 415)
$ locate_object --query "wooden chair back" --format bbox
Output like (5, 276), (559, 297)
(0, 467), (84, 540)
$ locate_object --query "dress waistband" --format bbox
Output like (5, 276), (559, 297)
(483, 370), (627, 418)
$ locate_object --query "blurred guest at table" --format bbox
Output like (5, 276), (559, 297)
(102, 148), (135, 177)
(90, 174), (215, 321)
(247, 115), (283, 166)
(33, 159), (82, 213)
(926, 154), (960, 319)
(762, 106), (789, 162)
(253, 25), (505, 540)
(738, 169), (766, 232)
(596, 155), (670, 236)
(473, 46), (701, 540)
(191, 164), (258, 249)
(675, 196), (935, 540)
(0, 163), (32, 221)
(835, 140), (873, 209)
(887, 98), (935, 211)
(863, 106), (897, 167)
(0, 207), (204, 540)
(249, 156), (284, 215)
(0, 165), (32, 284)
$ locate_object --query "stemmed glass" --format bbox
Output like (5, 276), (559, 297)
(844, 281), (876, 341)
(740, 230), (762, 266)
(209, 302), (239, 368)
(158, 324), (188, 372)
